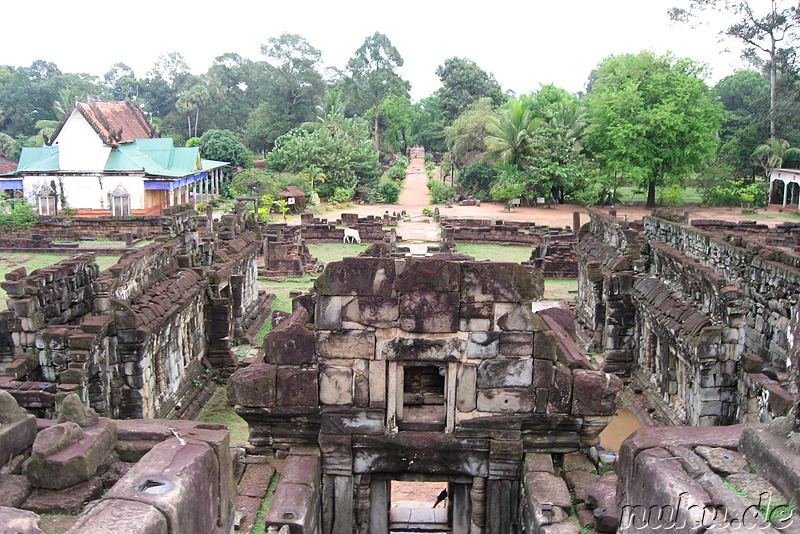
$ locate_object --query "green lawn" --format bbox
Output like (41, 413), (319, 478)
(196, 387), (249, 446)
(544, 279), (578, 301)
(453, 243), (532, 263)
(307, 242), (369, 263)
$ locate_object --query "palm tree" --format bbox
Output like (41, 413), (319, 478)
(483, 101), (541, 168)
(752, 138), (800, 179)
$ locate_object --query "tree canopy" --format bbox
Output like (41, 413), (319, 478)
(435, 57), (507, 124)
(585, 52), (724, 207)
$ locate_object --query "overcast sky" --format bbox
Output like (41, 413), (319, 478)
(5, 0), (749, 101)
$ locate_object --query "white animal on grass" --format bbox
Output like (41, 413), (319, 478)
(343, 228), (361, 244)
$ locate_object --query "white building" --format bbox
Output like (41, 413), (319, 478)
(1, 99), (226, 216)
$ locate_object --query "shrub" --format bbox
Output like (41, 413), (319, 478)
(331, 187), (355, 203)
(490, 180), (525, 202)
(458, 163), (497, 197)
(376, 180), (401, 204)
(427, 179), (455, 204)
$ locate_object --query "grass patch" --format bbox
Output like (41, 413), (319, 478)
(307, 242), (369, 264)
(544, 279), (578, 301)
(259, 275), (317, 314)
(453, 243), (532, 263)
(251, 471), (281, 534)
(196, 387), (249, 447)
(38, 513), (79, 534)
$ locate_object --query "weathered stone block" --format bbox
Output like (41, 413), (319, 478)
(383, 337), (463, 361)
(343, 296), (399, 328)
(25, 418), (117, 490)
(533, 331), (557, 360)
(276, 367), (319, 407)
(477, 388), (535, 413)
(314, 257), (395, 296)
(496, 303), (535, 331)
(571, 370), (622, 416)
(396, 258), (461, 292)
(461, 262), (542, 302)
(500, 332), (533, 356)
(467, 332), (500, 359)
(399, 291), (459, 333)
(457, 364), (477, 412)
(477, 359), (533, 388)
(0, 506), (44, 534)
(66, 499), (168, 534)
(227, 364), (276, 407)
(315, 295), (344, 330)
(533, 359), (555, 389)
(263, 321), (314, 364)
(460, 301), (494, 319)
(548, 363), (573, 413)
(0, 390), (37, 459)
(316, 330), (376, 359)
(320, 365), (354, 405)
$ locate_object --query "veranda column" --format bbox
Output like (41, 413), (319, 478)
(784, 180), (789, 208)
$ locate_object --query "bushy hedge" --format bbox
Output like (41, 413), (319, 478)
(427, 179), (455, 204)
(376, 180), (401, 203)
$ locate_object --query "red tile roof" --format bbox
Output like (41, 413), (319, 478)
(0, 157), (17, 174)
(52, 98), (157, 146)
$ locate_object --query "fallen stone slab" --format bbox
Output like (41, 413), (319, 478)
(694, 446), (749, 476)
(0, 506), (44, 534)
(0, 390), (37, 460)
(564, 469), (600, 504)
(525, 471), (572, 510)
(65, 499), (168, 534)
(22, 477), (104, 515)
(586, 474), (619, 533)
(238, 464), (276, 499)
(0, 474), (31, 508)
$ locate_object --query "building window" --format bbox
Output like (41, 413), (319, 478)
(37, 195), (56, 216)
(110, 185), (131, 217)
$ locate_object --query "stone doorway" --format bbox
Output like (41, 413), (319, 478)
(389, 480), (449, 533)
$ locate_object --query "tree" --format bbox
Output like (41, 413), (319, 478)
(378, 95), (416, 153)
(457, 163), (497, 198)
(344, 32), (410, 150)
(408, 96), (447, 152)
(751, 137), (800, 179)
(435, 57), (507, 124)
(104, 63), (138, 100)
(199, 129), (252, 170)
(444, 97), (497, 170)
(585, 52), (723, 207)
(483, 100), (541, 167)
(670, 0), (799, 138)
(176, 84), (211, 138)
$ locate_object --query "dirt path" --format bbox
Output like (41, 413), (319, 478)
(395, 148), (440, 245)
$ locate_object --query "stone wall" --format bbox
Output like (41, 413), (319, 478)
(229, 256), (623, 534)
(0, 204), (267, 419)
(576, 208), (798, 427)
(299, 212), (397, 243)
(442, 218), (568, 246)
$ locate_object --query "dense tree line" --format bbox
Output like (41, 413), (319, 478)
(3, 8), (800, 207)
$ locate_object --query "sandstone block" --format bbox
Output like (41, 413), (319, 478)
(66, 499), (168, 534)
(461, 262), (542, 302)
(477, 359), (533, 388)
(320, 365), (354, 405)
(0, 391), (37, 459)
(497, 303), (535, 331)
(457, 364), (477, 412)
(276, 368), (319, 407)
(0, 474), (31, 508)
(500, 332), (533, 356)
(25, 418), (117, 490)
(399, 291), (459, 333)
(315, 295), (344, 330)
(314, 257), (394, 296)
(343, 296), (399, 328)
(316, 330), (376, 359)
(227, 364), (276, 407)
(0, 506), (44, 534)
(477, 388), (535, 413)
(548, 363), (573, 413)
(383, 337), (462, 361)
(396, 258), (461, 292)
(467, 332), (500, 359)
(571, 369), (622, 416)
(263, 320), (315, 364)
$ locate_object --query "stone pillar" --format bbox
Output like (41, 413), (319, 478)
(784, 180), (789, 208)
(185, 184), (190, 204)
(451, 482), (472, 534)
(332, 475), (353, 534)
(470, 476), (485, 534)
(446, 361), (457, 433)
(484, 479), (518, 533)
(368, 479), (389, 534)
(573, 211), (581, 236)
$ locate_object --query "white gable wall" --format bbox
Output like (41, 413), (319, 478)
(53, 109), (113, 171)
(23, 174), (146, 211)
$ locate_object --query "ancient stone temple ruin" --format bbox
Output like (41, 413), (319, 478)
(229, 255), (622, 533)
(0, 204), (268, 419)
(576, 208), (797, 427)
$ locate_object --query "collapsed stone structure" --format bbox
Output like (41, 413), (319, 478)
(0, 391), (236, 534)
(0, 204), (267, 419)
(300, 212), (398, 243)
(229, 255), (622, 533)
(576, 208), (798, 426)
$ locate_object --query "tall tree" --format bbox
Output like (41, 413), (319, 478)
(408, 96), (447, 152)
(435, 57), (507, 124)
(246, 34), (326, 152)
(670, 0), (800, 138)
(104, 63), (138, 101)
(344, 32), (410, 150)
(444, 97), (497, 170)
(483, 100), (540, 167)
(585, 52), (723, 207)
